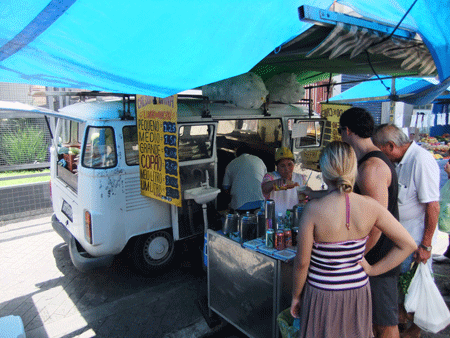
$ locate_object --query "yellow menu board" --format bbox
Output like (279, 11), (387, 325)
(136, 95), (181, 207)
(320, 103), (353, 145)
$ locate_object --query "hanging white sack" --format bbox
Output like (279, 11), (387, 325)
(264, 73), (305, 104)
(228, 72), (268, 109)
(202, 77), (233, 102)
(203, 72), (268, 109)
(404, 263), (450, 333)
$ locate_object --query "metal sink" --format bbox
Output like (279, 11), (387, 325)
(184, 186), (220, 204)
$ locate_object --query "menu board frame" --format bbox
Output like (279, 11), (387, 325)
(136, 95), (182, 207)
(320, 103), (353, 145)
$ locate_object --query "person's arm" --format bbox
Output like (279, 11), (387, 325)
(415, 201), (439, 263)
(413, 154), (440, 263)
(290, 203), (315, 318)
(261, 179), (280, 195)
(359, 200), (417, 276)
(357, 159), (391, 253)
(305, 188), (329, 200)
(444, 162), (450, 178)
(261, 176), (298, 195)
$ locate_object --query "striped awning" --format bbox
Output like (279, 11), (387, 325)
(306, 22), (436, 76)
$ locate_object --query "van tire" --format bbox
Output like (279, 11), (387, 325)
(131, 230), (175, 275)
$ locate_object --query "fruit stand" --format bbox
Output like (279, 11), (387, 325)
(419, 135), (450, 160)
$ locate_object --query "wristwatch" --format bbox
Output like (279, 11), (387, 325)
(419, 243), (432, 251)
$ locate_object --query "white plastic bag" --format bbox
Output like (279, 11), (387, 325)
(404, 262), (450, 333)
(202, 72), (268, 109)
(264, 73), (305, 104)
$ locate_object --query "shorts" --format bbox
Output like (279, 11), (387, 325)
(369, 275), (399, 326)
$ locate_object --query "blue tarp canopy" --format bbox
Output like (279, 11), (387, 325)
(0, 0), (449, 97)
(329, 77), (450, 105)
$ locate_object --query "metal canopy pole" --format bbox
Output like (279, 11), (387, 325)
(390, 78), (396, 122)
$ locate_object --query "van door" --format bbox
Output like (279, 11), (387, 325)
(54, 118), (84, 193)
(177, 122), (218, 238)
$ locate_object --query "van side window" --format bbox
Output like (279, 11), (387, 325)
(217, 119), (282, 149)
(288, 119), (323, 148)
(216, 118), (282, 175)
(123, 126), (139, 165)
(82, 127), (117, 168)
(57, 119), (83, 150)
(178, 124), (214, 161)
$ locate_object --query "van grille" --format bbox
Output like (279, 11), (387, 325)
(124, 176), (153, 212)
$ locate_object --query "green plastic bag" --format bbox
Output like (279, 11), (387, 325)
(277, 308), (299, 338)
(439, 180), (450, 233)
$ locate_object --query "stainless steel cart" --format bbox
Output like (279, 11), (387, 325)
(207, 229), (294, 338)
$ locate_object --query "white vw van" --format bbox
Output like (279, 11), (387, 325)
(46, 93), (324, 274)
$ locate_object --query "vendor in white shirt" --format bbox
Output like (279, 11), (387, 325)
(222, 145), (267, 213)
(261, 147), (307, 215)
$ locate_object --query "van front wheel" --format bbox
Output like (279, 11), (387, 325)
(131, 230), (175, 275)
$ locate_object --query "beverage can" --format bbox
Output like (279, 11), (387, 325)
(275, 229), (285, 250)
(276, 212), (285, 231)
(284, 229), (292, 247)
(266, 228), (275, 248)
(292, 227), (299, 246)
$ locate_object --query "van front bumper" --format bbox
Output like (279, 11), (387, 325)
(51, 214), (114, 272)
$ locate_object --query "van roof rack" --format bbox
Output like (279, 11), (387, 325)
(33, 91), (136, 120)
(33, 90), (135, 99)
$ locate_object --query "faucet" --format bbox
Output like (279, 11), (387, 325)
(201, 170), (210, 189)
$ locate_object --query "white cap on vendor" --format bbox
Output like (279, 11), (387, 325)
(275, 146), (294, 163)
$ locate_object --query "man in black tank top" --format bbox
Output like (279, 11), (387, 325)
(339, 108), (400, 338)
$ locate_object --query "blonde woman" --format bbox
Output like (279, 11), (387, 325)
(290, 141), (416, 338)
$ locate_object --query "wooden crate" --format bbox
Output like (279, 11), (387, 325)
(63, 154), (78, 172)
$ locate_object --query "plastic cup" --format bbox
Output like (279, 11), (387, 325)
(296, 186), (308, 202)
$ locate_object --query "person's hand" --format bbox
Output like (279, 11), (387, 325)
(414, 246), (431, 264)
(290, 298), (301, 318)
(358, 257), (375, 276)
(285, 180), (299, 190)
(276, 178), (299, 190)
(297, 186), (312, 201)
(445, 162), (450, 177)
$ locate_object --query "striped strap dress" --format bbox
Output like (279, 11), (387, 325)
(297, 236), (374, 338)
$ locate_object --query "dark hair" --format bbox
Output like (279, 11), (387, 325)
(339, 107), (374, 139)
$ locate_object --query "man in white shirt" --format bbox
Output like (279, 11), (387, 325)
(222, 145), (267, 212)
(373, 124), (440, 338)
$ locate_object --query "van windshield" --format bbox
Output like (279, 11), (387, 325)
(82, 127), (117, 168)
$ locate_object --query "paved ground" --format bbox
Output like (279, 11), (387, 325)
(2, 213), (450, 338)
(0, 213), (215, 338)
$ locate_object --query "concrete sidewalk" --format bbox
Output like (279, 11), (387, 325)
(2, 214), (450, 337)
(0, 214), (215, 338)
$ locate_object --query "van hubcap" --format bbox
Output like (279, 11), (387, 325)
(144, 235), (169, 261)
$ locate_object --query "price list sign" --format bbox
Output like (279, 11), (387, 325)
(136, 95), (182, 207)
(320, 103), (352, 145)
